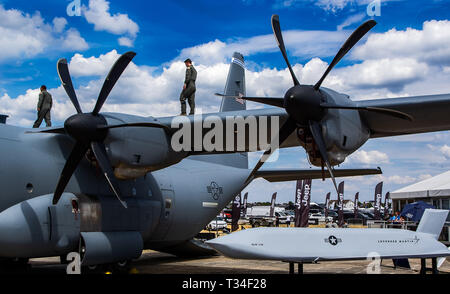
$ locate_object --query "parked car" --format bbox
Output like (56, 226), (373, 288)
(207, 217), (228, 230)
(275, 211), (293, 224)
(342, 211), (370, 225)
(309, 212), (333, 223)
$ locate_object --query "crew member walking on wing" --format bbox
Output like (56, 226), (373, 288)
(179, 58), (197, 115)
(33, 85), (53, 128)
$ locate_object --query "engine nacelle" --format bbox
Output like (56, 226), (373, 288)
(79, 231), (143, 266)
(302, 88), (371, 167)
(103, 114), (186, 180)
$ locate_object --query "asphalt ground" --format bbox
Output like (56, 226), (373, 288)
(11, 249), (449, 275)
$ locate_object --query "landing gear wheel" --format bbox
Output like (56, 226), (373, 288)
(111, 260), (132, 274)
(81, 264), (105, 274)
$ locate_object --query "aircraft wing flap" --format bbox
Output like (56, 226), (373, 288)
(356, 94), (450, 138)
(254, 167), (382, 182)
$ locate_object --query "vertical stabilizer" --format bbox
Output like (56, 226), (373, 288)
(190, 52), (248, 169)
(220, 52), (246, 112)
(417, 209), (449, 239)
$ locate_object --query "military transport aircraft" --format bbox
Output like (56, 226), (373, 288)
(0, 15), (450, 271)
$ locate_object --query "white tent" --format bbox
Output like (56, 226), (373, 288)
(390, 171), (450, 200)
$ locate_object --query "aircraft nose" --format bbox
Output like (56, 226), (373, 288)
(0, 200), (49, 258)
(0, 194), (79, 258)
(206, 238), (233, 256)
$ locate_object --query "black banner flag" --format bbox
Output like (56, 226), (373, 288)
(269, 192), (277, 217)
(354, 192), (359, 218)
(384, 192), (390, 217)
(374, 182), (383, 220)
(242, 192), (248, 215)
(325, 192), (331, 218)
(298, 179), (312, 227)
(294, 180), (303, 226)
(337, 181), (345, 227)
(231, 193), (241, 231)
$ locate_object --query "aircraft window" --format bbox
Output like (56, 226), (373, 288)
(26, 183), (33, 193)
(165, 199), (172, 209)
(342, 136), (347, 147)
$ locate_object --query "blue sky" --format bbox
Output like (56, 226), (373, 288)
(1, 0), (450, 204)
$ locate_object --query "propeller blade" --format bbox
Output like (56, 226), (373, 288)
(244, 117), (297, 185)
(320, 103), (413, 121)
(53, 142), (89, 205)
(309, 120), (339, 194)
(215, 93), (284, 108)
(271, 15), (300, 86)
(57, 58), (83, 114)
(90, 142), (128, 208)
(92, 51), (136, 116)
(314, 20), (377, 90)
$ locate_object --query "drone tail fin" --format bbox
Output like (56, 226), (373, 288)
(417, 209), (449, 240)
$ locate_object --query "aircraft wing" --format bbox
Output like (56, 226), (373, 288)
(254, 167), (382, 182)
(356, 94), (450, 138)
(158, 108), (299, 151)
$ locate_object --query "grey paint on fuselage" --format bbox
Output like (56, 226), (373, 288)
(0, 123), (249, 250)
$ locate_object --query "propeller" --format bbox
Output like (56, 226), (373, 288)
(241, 15), (385, 194)
(52, 52), (137, 208)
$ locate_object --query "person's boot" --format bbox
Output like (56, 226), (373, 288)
(179, 112), (187, 116)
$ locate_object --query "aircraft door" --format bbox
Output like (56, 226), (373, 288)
(151, 175), (176, 241)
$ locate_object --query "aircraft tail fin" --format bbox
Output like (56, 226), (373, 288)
(190, 53), (248, 169)
(416, 209), (449, 239)
(219, 52), (246, 112)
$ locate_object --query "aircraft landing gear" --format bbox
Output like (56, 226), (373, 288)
(419, 258), (439, 274)
(288, 262), (304, 275)
(82, 260), (132, 274)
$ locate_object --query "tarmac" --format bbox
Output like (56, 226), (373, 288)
(19, 250), (450, 274)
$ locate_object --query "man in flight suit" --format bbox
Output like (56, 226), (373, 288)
(33, 85), (53, 128)
(179, 58), (197, 115)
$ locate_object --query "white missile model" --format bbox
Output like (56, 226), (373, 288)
(206, 209), (450, 273)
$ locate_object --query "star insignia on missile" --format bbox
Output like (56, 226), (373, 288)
(325, 235), (342, 246)
(207, 181), (223, 200)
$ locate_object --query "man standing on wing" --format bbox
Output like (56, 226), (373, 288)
(33, 85), (53, 128)
(179, 58), (197, 115)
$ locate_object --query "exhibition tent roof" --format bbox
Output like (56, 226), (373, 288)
(390, 171), (450, 199)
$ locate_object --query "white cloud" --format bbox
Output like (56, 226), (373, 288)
(0, 5), (88, 62)
(52, 17), (67, 33)
(439, 145), (450, 158)
(274, 0), (377, 12)
(60, 29), (89, 51)
(83, 0), (139, 47)
(177, 30), (350, 65)
(335, 58), (428, 92)
(385, 175), (416, 185)
(348, 150), (390, 164)
(337, 12), (366, 31)
(118, 37), (134, 47)
(352, 20), (450, 66)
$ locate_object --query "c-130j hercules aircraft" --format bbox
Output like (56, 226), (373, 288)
(1, 15), (450, 271)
